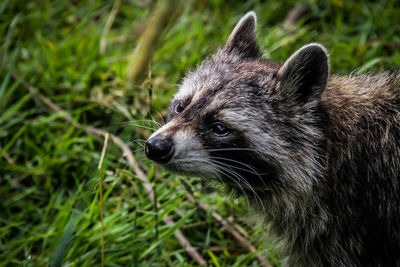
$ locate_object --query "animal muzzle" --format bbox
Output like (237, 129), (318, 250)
(145, 136), (175, 164)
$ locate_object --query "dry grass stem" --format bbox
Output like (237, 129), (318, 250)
(98, 133), (109, 267)
(126, 0), (177, 82)
(100, 0), (121, 55)
(11, 70), (207, 265)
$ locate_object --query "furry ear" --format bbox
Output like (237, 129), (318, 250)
(224, 11), (261, 59)
(278, 43), (329, 103)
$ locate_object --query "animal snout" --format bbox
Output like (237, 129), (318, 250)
(145, 136), (175, 164)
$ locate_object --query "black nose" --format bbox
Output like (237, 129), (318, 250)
(145, 137), (174, 164)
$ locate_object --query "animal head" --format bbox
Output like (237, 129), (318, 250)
(145, 12), (329, 197)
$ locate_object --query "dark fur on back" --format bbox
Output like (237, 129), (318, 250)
(145, 12), (400, 266)
(317, 74), (400, 266)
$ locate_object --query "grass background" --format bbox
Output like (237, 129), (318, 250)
(1, 0), (400, 266)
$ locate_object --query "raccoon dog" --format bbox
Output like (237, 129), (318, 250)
(145, 12), (400, 266)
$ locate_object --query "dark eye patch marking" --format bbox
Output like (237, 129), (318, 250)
(175, 102), (185, 114)
(194, 117), (280, 190)
(166, 98), (191, 122)
(211, 123), (231, 137)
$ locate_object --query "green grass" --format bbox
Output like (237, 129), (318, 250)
(1, 0), (400, 266)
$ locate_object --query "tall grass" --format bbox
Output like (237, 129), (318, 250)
(1, 0), (399, 266)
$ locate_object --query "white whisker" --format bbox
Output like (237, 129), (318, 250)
(210, 159), (266, 211)
(206, 160), (265, 213)
(209, 156), (268, 188)
(148, 114), (163, 128)
(130, 138), (146, 147)
(131, 147), (145, 153)
(125, 123), (158, 131)
(214, 164), (252, 210)
(205, 147), (259, 153)
(154, 110), (166, 125)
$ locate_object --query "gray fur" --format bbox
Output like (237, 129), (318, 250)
(146, 12), (400, 266)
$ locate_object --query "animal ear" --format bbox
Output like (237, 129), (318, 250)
(224, 11), (261, 59)
(278, 43), (329, 103)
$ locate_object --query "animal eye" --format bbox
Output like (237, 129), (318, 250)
(211, 123), (230, 137)
(175, 102), (185, 114)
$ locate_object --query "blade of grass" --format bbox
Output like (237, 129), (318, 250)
(98, 133), (110, 267)
(126, 0), (178, 82)
(100, 0), (121, 55)
(50, 214), (81, 267)
(8, 70), (207, 265)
